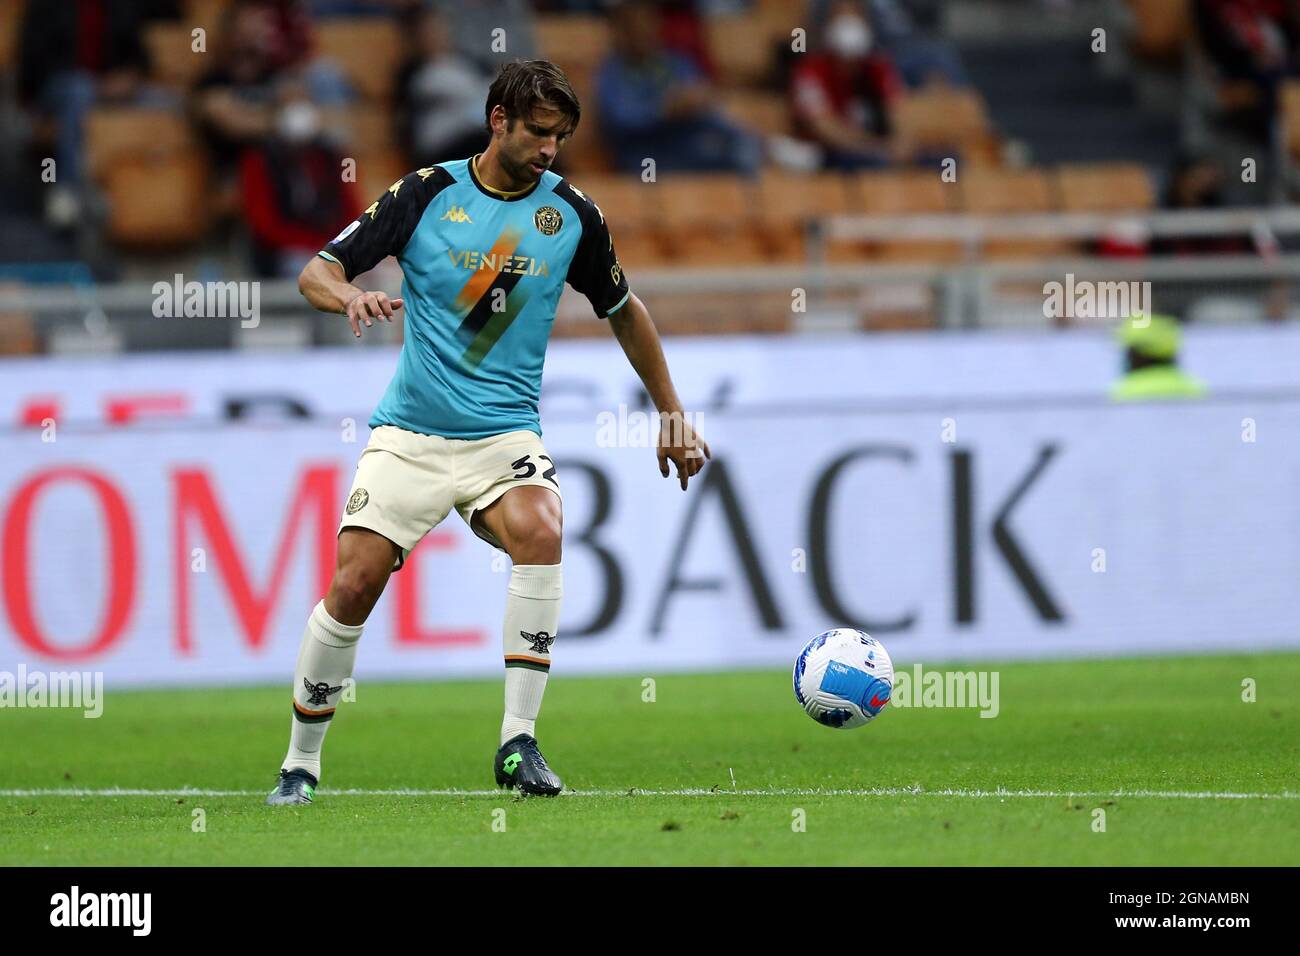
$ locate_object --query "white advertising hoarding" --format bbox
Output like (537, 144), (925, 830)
(1, 374), (1296, 686)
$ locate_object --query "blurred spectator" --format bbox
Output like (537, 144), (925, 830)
(1110, 314), (1207, 401)
(396, 6), (492, 166)
(433, 0), (539, 73)
(239, 76), (362, 277)
(809, 0), (968, 88)
(659, 0), (716, 79)
(193, 1), (353, 176)
(1150, 154), (1255, 256)
(192, 1), (288, 175)
(1194, 0), (1300, 143)
(790, 1), (907, 169)
(596, 0), (761, 174)
(18, 1), (181, 225)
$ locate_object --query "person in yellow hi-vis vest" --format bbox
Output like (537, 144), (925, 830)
(1109, 313), (1207, 401)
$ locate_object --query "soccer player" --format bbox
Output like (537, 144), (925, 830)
(266, 60), (709, 804)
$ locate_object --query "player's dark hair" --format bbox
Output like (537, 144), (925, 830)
(485, 60), (581, 135)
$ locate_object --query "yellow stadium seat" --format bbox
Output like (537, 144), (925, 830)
(846, 169), (961, 263)
(959, 167), (1056, 213)
(320, 106), (397, 152)
(653, 174), (768, 263)
(1282, 81), (1300, 161)
(536, 15), (611, 75)
(566, 175), (664, 266)
(959, 167), (1073, 259)
(1128, 0), (1191, 62)
(721, 90), (792, 137)
(1055, 163), (1154, 211)
(560, 65), (611, 173)
(103, 151), (209, 247)
(85, 108), (197, 181)
(706, 14), (778, 87)
(144, 21), (210, 89)
(0, 0), (25, 70)
(756, 171), (851, 261)
(353, 153), (410, 206)
(314, 18), (402, 100)
(894, 86), (991, 152)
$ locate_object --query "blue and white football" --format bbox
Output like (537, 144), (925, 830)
(793, 628), (894, 729)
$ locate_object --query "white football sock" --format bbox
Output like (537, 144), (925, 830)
(281, 600), (364, 780)
(501, 563), (562, 745)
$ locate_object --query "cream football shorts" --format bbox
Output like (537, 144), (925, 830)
(338, 425), (561, 565)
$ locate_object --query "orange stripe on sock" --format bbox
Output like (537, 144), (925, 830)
(294, 700), (335, 718)
(504, 654), (551, 666)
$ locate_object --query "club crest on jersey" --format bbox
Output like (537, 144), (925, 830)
(304, 678), (343, 706)
(534, 205), (563, 236)
(346, 488), (369, 514)
(521, 629), (555, 654)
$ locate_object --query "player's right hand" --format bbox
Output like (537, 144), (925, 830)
(345, 291), (403, 338)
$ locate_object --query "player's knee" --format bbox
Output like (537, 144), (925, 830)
(506, 509), (562, 564)
(328, 562), (387, 623)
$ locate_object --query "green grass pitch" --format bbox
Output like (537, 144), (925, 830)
(2, 653), (1297, 866)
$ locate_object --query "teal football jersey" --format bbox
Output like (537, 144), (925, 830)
(319, 156), (630, 439)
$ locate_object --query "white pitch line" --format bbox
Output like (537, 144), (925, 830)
(0, 787), (1296, 800)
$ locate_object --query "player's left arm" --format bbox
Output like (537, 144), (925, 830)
(608, 294), (711, 491)
(564, 187), (710, 490)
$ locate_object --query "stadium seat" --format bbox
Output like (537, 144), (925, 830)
(354, 153), (409, 206)
(320, 106), (396, 152)
(847, 170), (961, 263)
(103, 151), (209, 247)
(755, 0), (808, 36)
(536, 15), (611, 75)
(572, 175), (650, 229)
(1128, 0), (1191, 62)
(185, 0), (231, 30)
(1055, 163), (1155, 211)
(85, 108), (197, 181)
(894, 86), (992, 153)
(559, 65), (611, 173)
(706, 14), (778, 87)
(655, 174), (767, 265)
(0, 0), (24, 70)
(721, 90), (792, 138)
(1283, 81), (1300, 162)
(314, 18), (401, 100)
(144, 21), (210, 89)
(562, 174), (666, 268)
(958, 167), (1071, 259)
(756, 172), (852, 261)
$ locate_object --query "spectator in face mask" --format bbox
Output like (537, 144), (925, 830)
(239, 77), (362, 277)
(790, 0), (908, 169)
(806, 0), (969, 88)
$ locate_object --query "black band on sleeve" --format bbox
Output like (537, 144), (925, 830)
(321, 165), (455, 281)
(556, 180), (631, 319)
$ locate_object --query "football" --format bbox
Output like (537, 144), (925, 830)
(793, 628), (894, 729)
